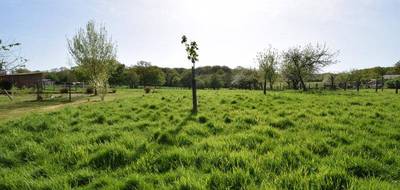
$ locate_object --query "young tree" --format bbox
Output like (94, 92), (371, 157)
(68, 21), (117, 101)
(257, 47), (279, 94)
(350, 69), (362, 92)
(374, 67), (386, 92)
(281, 63), (299, 90)
(282, 44), (337, 91)
(181, 35), (199, 114)
(0, 40), (27, 73)
(337, 72), (350, 90)
(325, 73), (337, 90)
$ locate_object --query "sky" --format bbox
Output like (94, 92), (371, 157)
(0, 0), (399, 72)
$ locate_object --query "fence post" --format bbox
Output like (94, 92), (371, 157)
(36, 81), (43, 101)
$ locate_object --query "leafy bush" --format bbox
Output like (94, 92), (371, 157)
(0, 80), (12, 90)
(385, 78), (400, 89)
(59, 88), (68, 93)
(198, 116), (208, 123)
(144, 87), (151, 93)
(86, 87), (94, 94)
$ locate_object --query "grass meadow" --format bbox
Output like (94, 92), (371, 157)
(0, 89), (399, 189)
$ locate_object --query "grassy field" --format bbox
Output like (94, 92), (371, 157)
(0, 89), (399, 189)
(0, 90), (132, 122)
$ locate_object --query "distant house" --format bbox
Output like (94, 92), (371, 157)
(0, 72), (45, 88)
(366, 75), (400, 88)
(367, 79), (383, 88)
(383, 75), (400, 80)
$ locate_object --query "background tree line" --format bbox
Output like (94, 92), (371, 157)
(39, 61), (400, 90)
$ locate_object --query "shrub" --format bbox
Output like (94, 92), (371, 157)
(86, 87), (94, 94)
(0, 80), (12, 90)
(60, 88), (68, 94)
(198, 116), (208, 124)
(385, 78), (400, 89)
(144, 87), (151, 93)
(110, 89), (117, 93)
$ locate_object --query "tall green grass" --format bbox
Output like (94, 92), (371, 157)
(0, 89), (399, 189)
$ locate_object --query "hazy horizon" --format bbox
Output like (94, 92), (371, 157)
(1, 0), (399, 73)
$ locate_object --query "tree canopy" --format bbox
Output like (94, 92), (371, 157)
(67, 21), (117, 100)
(0, 39), (27, 73)
(257, 47), (279, 93)
(282, 44), (337, 91)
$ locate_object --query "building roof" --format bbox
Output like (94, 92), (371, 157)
(383, 75), (400, 79)
(2, 72), (43, 76)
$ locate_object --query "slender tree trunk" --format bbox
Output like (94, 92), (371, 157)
(381, 76), (384, 92)
(3, 89), (13, 101)
(270, 81), (273, 91)
(375, 79), (378, 92)
(68, 84), (72, 102)
(263, 78), (267, 95)
(191, 66), (197, 114)
(356, 81), (360, 92)
(344, 82), (347, 91)
(396, 80), (399, 94)
(36, 82), (43, 101)
(299, 76), (307, 91)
